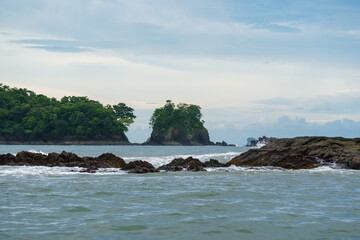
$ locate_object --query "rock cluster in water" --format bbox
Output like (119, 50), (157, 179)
(1, 137), (359, 173)
(228, 136), (360, 169)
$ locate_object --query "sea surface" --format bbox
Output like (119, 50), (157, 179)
(0, 145), (359, 240)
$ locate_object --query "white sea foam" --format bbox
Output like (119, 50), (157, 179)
(205, 164), (358, 174)
(0, 166), (127, 176)
(123, 151), (242, 168)
(28, 149), (48, 155)
(255, 142), (267, 148)
(206, 165), (286, 172)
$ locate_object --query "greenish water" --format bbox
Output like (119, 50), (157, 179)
(0, 145), (359, 239)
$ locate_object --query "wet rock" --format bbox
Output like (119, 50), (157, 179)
(97, 153), (126, 168)
(16, 151), (47, 166)
(0, 153), (17, 165)
(1, 150), (128, 170)
(158, 156), (206, 171)
(79, 165), (98, 173)
(122, 160), (158, 173)
(204, 159), (226, 168)
(214, 141), (235, 146)
(228, 137), (360, 169)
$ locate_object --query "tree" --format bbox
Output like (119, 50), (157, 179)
(149, 100), (205, 133)
(0, 83), (136, 141)
(112, 103), (136, 131)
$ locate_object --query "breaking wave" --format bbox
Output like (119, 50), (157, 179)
(123, 151), (241, 168)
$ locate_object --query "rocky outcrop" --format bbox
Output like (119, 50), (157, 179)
(122, 160), (158, 173)
(0, 151), (227, 173)
(0, 151), (127, 170)
(97, 153), (126, 168)
(214, 141), (236, 146)
(158, 157), (226, 171)
(228, 137), (360, 169)
(145, 127), (212, 146)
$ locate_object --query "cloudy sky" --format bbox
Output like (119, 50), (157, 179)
(1, 0), (360, 144)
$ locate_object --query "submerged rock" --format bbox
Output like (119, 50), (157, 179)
(228, 137), (360, 169)
(79, 165), (98, 174)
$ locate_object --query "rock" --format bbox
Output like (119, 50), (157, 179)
(79, 165), (98, 173)
(16, 151), (47, 166)
(0, 153), (17, 165)
(158, 156), (206, 171)
(122, 160), (158, 173)
(97, 153), (126, 168)
(204, 159), (226, 168)
(1, 151), (128, 170)
(228, 137), (360, 169)
(345, 154), (360, 169)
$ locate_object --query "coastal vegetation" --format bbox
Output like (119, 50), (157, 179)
(147, 100), (212, 145)
(0, 84), (135, 142)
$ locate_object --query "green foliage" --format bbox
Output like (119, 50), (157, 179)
(149, 100), (205, 135)
(0, 83), (136, 141)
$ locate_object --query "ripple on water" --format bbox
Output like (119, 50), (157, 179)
(65, 206), (92, 213)
(109, 225), (148, 231)
(235, 229), (253, 234)
(34, 187), (52, 193)
(92, 191), (115, 197)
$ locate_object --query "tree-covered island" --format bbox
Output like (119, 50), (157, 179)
(0, 84), (135, 144)
(145, 100), (212, 145)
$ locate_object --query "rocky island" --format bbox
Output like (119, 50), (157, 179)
(145, 100), (213, 145)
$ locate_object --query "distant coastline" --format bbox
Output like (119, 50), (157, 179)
(0, 140), (134, 145)
(0, 140), (235, 146)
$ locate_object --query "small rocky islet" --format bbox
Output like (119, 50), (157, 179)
(1, 136), (359, 173)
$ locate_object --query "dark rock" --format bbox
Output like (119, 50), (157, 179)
(79, 165), (98, 173)
(16, 151), (48, 166)
(122, 160), (158, 173)
(158, 156), (206, 171)
(0, 153), (17, 165)
(228, 137), (360, 169)
(215, 141), (228, 146)
(204, 159), (226, 168)
(1, 150), (128, 170)
(97, 153), (126, 168)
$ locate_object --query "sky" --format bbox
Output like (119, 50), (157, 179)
(0, 0), (360, 144)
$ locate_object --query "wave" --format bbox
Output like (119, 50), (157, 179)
(0, 164), (357, 177)
(0, 166), (127, 176)
(123, 151), (242, 168)
(9, 149), (49, 156)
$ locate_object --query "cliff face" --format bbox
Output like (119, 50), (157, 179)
(227, 137), (360, 169)
(146, 126), (212, 145)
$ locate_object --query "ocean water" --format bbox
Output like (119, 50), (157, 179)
(0, 145), (359, 239)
